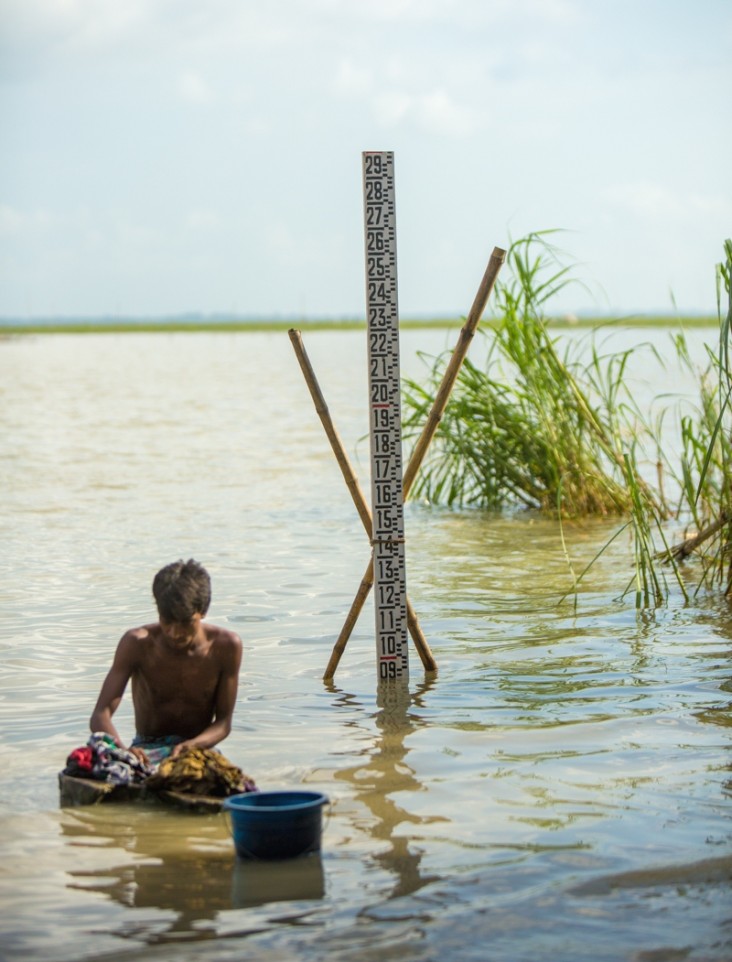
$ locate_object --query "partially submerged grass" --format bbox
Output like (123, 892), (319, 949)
(403, 232), (732, 607)
(404, 233), (656, 517)
(662, 238), (732, 596)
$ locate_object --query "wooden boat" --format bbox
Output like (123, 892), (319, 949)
(58, 772), (225, 813)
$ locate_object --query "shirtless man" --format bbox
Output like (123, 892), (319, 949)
(90, 559), (242, 764)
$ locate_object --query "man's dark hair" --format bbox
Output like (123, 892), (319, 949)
(152, 559), (212, 622)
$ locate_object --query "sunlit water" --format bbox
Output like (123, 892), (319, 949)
(0, 328), (730, 962)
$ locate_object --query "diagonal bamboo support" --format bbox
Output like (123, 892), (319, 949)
(323, 245), (506, 679)
(288, 329), (436, 674)
(288, 329), (372, 534)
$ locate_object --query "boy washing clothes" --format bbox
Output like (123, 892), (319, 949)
(63, 560), (254, 796)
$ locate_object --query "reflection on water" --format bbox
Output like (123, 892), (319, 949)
(331, 680), (443, 901)
(62, 807), (325, 943)
(63, 809), (236, 940)
(231, 856), (325, 908)
(1, 331), (731, 962)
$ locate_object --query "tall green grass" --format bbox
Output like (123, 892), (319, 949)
(404, 233), (656, 517)
(402, 233), (732, 606)
(660, 238), (732, 595)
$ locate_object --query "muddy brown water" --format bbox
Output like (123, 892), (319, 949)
(0, 328), (729, 962)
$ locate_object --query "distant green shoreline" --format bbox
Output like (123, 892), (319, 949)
(0, 314), (718, 335)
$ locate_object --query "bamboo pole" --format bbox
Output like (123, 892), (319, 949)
(325, 245), (506, 678)
(288, 329), (372, 533)
(661, 511), (730, 562)
(403, 246), (507, 497)
(288, 329), (436, 674)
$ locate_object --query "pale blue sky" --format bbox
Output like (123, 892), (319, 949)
(1, 0), (730, 319)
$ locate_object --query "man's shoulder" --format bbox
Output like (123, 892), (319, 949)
(205, 624), (242, 647)
(119, 623), (160, 646)
(204, 624), (243, 667)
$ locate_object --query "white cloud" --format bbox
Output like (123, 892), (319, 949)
(0, 205), (25, 234)
(334, 59), (373, 97)
(0, 0), (729, 316)
(0, 0), (148, 49)
(369, 88), (480, 136)
(604, 183), (730, 221)
(311, 0), (578, 28)
(184, 208), (221, 231)
(415, 90), (481, 136)
(178, 70), (214, 105)
(0, 204), (53, 236)
(372, 90), (413, 126)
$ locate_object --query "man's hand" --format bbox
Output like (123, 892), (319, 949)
(129, 746), (149, 765)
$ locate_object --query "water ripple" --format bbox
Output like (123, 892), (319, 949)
(1, 331), (730, 961)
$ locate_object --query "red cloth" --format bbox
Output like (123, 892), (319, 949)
(66, 746), (93, 772)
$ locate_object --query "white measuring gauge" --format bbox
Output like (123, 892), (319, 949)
(362, 151), (409, 682)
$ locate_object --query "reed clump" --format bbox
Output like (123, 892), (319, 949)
(404, 232), (655, 518)
(403, 233), (732, 605)
(659, 238), (732, 595)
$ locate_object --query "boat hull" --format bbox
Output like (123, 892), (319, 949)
(58, 773), (225, 813)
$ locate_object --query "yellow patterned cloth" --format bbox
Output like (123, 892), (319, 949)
(144, 747), (257, 797)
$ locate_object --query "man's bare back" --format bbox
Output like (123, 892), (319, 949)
(90, 560), (242, 761)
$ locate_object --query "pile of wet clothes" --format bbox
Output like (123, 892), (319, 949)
(63, 733), (153, 785)
(145, 748), (257, 796)
(62, 732), (256, 797)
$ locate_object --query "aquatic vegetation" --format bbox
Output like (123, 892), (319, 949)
(661, 238), (732, 596)
(402, 233), (732, 606)
(404, 232), (655, 516)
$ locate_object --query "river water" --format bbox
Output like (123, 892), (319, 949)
(0, 328), (730, 962)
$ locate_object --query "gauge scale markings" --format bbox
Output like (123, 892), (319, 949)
(363, 151), (409, 682)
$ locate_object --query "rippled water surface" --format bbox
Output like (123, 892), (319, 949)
(1, 329), (730, 962)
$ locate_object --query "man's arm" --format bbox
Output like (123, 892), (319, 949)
(171, 631), (243, 757)
(89, 632), (139, 749)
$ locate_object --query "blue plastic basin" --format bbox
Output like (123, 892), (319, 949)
(223, 790), (329, 860)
